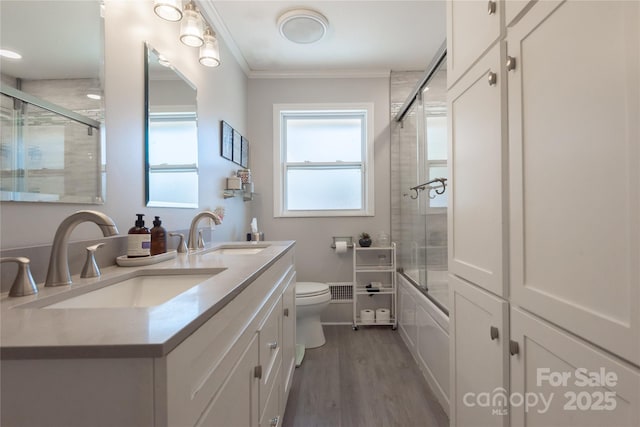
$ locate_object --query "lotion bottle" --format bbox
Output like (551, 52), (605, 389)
(150, 216), (167, 256)
(127, 214), (151, 258)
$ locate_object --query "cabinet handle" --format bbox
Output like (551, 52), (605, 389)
(270, 416), (280, 427)
(284, 308), (289, 317)
(254, 365), (262, 379)
(490, 326), (499, 341)
(509, 340), (520, 356)
(268, 341), (278, 350)
(487, 0), (497, 15)
(506, 56), (517, 71)
(487, 71), (497, 86)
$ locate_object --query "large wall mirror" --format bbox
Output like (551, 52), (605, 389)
(145, 43), (199, 208)
(0, 0), (104, 204)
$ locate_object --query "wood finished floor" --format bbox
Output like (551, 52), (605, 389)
(282, 325), (449, 427)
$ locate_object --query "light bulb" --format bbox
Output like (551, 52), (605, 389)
(153, 0), (182, 22)
(180, 2), (204, 47)
(199, 28), (221, 67)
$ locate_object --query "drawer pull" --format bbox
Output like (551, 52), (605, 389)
(270, 416), (280, 427)
(487, 0), (496, 15)
(510, 340), (520, 356)
(487, 71), (497, 86)
(284, 308), (289, 317)
(268, 341), (278, 350)
(254, 365), (262, 379)
(506, 56), (517, 71)
(490, 326), (499, 341)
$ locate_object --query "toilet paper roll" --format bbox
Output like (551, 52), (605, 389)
(376, 308), (390, 323)
(335, 240), (347, 254)
(360, 309), (375, 322)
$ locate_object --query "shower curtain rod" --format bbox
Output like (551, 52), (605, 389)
(394, 40), (447, 123)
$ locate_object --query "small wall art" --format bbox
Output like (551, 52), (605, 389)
(220, 120), (249, 168)
(221, 121), (233, 161)
(241, 136), (249, 168)
(232, 129), (242, 164)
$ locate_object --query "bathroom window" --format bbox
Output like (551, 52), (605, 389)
(273, 103), (375, 217)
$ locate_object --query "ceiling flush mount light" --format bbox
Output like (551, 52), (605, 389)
(0, 49), (22, 59)
(154, 0), (183, 22)
(199, 27), (221, 67)
(277, 9), (329, 44)
(180, 1), (204, 47)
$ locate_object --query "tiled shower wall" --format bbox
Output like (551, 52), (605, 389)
(390, 71), (448, 281)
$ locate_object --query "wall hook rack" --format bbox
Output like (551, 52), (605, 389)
(406, 177), (448, 200)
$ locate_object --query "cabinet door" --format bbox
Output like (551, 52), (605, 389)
(447, 0), (502, 87)
(510, 308), (640, 427)
(448, 43), (508, 297)
(507, 0), (640, 365)
(504, 0), (534, 27)
(197, 333), (260, 427)
(259, 296), (283, 415)
(449, 275), (510, 427)
(281, 271), (296, 408)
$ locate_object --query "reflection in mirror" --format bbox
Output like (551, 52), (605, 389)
(145, 43), (198, 208)
(0, 0), (104, 204)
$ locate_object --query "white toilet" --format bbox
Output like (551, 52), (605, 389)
(295, 282), (331, 349)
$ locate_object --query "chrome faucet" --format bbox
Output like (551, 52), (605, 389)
(187, 210), (222, 251)
(45, 210), (119, 287)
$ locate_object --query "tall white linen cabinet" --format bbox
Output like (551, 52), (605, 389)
(446, 1), (640, 426)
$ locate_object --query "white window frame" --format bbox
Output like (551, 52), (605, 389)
(273, 103), (375, 217)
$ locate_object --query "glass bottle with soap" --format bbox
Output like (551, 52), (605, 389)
(127, 214), (151, 258)
(150, 216), (167, 255)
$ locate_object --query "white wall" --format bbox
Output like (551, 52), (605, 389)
(0, 0), (249, 250)
(247, 77), (391, 283)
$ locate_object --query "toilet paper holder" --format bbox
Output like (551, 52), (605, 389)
(331, 236), (354, 249)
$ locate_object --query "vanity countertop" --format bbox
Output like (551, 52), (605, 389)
(0, 241), (295, 360)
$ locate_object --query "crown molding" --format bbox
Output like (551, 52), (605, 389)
(197, 1), (251, 76)
(248, 69), (391, 79)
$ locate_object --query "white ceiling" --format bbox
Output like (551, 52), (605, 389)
(200, 0), (446, 77)
(0, 1), (446, 81)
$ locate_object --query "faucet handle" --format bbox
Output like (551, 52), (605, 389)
(81, 243), (104, 279)
(169, 233), (188, 253)
(1, 257), (38, 297)
(197, 230), (205, 249)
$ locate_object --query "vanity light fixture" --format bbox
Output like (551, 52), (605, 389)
(153, 0), (183, 22)
(277, 9), (329, 44)
(0, 49), (22, 59)
(199, 27), (221, 67)
(180, 1), (204, 47)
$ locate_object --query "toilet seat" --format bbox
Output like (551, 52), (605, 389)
(296, 282), (330, 298)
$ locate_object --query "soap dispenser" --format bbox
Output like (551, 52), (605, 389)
(150, 216), (167, 256)
(127, 214), (151, 258)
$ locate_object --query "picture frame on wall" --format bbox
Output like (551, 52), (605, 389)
(241, 136), (249, 168)
(221, 121), (233, 161)
(232, 129), (242, 165)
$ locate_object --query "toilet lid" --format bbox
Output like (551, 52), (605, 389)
(296, 282), (330, 297)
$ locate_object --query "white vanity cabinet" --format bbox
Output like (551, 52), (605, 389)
(1, 247), (297, 427)
(163, 253), (295, 427)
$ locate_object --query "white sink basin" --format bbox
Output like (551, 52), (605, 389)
(211, 248), (265, 255)
(204, 244), (270, 256)
(43, 269), (225, 309)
